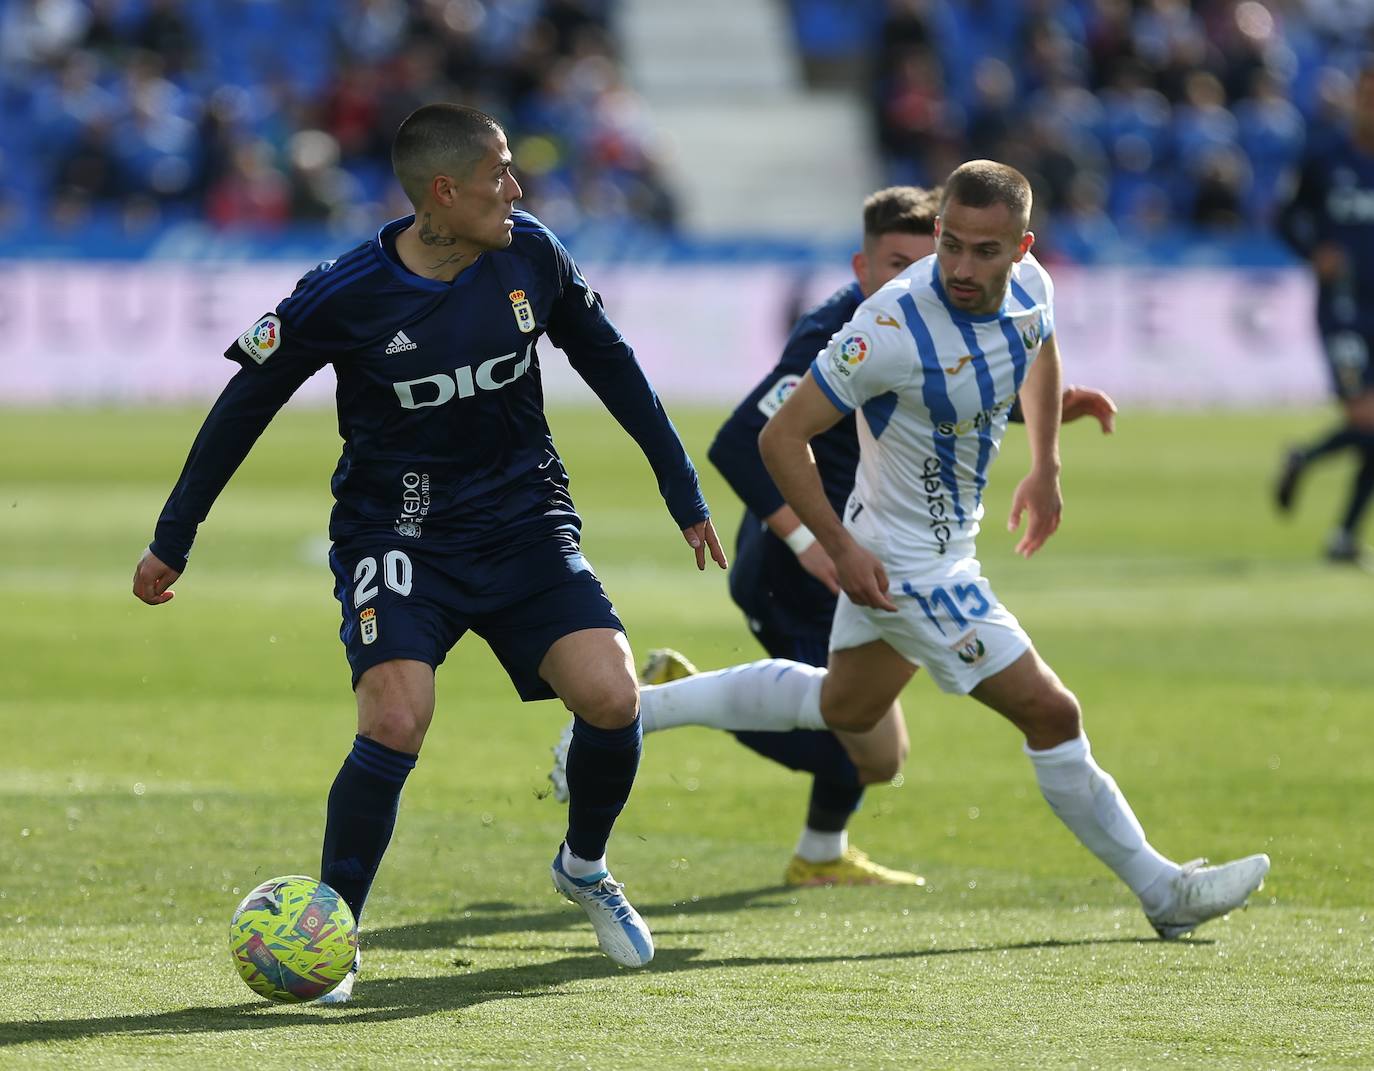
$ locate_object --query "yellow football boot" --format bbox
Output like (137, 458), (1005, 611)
(784, 846), (925, 887)
(638, 648), (698, 685)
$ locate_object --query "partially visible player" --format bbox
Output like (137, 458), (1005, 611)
(630, 161), (1269, 939)
(553, 187), (1116, 887)
(1276, 62), (1374, 566)
(131, 104), (726, 1001)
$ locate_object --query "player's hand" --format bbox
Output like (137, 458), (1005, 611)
(1061, 386), (1117, 434)
(1008, 468), (1062, 559)
(1312, 243), (1348, 284)
(132, 548), (181, 605)
(795, 541), (841, 596)
(681, 518), (728, 571)
(832, 541), (898, 612)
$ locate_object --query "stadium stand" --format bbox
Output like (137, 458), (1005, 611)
(785, 0), (1367, 260)
(0, 0), (1366, 264)
(0, 0), (676, 241)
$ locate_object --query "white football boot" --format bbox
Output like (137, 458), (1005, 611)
(1147, 854), (1270, 939)
(551, 848), (654, 967)
(315, 950), (360, 1005)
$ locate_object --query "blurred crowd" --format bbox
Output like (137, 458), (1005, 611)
(794, 0), (1368, 259)
(4, 0), (1368, 253)
(0, 0), (677, 239)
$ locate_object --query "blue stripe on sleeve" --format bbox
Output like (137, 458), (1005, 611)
(809, 357), (855, 413)
(289, 257), (380, 325)
(898, 294), (964, 526)
(278, 247), (370, 319)
(954, 321), (997, 507)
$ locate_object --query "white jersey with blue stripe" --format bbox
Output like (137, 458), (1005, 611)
(810, 252), (1054, 577)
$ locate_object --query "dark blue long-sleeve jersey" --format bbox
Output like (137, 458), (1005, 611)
(1279, 129), (1374, 334)
(151, 210), (707, 572)
(708, 282), (864, 635)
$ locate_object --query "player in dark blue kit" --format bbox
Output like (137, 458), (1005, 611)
(1276, 63), (1374, 566)
(131, 104), (726, 1000)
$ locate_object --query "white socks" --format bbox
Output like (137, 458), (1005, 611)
(1025, 735), (1180, 912)
(560, 844), (606, 880)
(796, 828), (847, 863)
(638, 660), (828, 734)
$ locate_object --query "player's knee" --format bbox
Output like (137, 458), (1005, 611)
(854, 748), (905, 785)
(1020, 686), (1081, 747)
(818, 684), (887, 733)
(361, 705), (432, 753)
(564, 679), (640, 729)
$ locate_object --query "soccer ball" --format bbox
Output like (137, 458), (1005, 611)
(228, 875), (358, 1003)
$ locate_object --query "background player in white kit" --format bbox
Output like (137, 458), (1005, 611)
(639, 160), (1269, 939)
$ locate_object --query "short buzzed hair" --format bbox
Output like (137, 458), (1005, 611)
(863, 185), (941, 239)
(940, 161), (1032, 232)
(392, 104), (503, 207)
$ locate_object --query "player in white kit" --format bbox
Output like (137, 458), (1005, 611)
(639, 161), (1269, 938)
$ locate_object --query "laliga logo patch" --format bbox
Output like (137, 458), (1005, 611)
(756, 374), (801, 418)
(237, 314), (282, 365)
(829, 331), (871, 378)
(951, 631), (986, 666)
(509, 289), (536, 334)
(359, 607), (378, 646)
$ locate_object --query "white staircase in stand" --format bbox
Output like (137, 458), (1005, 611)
(616, 0), (876, 240)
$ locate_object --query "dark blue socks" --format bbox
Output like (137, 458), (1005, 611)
(733, 729), (864, 832)
(564, 714), (641, 862)
(321, 734), (417, 923)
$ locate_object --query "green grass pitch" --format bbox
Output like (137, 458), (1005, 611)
(0, 403), (1370, 1069)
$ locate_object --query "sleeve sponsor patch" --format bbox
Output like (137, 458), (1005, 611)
(237, 314), (283, 364)
(827, 330), (872, 378)
(756, 374), (802, 418)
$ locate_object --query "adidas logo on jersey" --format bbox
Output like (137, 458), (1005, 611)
(386, 331), (418, 355)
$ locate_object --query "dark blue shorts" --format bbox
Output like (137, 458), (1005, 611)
(329, 528), (624, 701)
(1321, 329), (1374, 401)
(746, 616), (830, 669)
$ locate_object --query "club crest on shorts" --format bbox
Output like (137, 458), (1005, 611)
(237, 314), (282, 364)
(359, 607), (378, 646)
(509, 290), (536, 333)
(951, 631), (985, 665)
(829, 331), (871, 377)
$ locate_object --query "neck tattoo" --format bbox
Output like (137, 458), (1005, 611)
(425, 251), (469, 273)
(418, 212), (457, 246)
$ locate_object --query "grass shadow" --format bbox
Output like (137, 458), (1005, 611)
(0, 933), (1205, 1047)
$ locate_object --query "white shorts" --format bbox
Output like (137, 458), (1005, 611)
(828, 557), (1030, 695)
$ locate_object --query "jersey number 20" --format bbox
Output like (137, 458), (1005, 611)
(354, 551), (413, 607)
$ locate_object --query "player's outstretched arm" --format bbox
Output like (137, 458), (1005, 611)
(760, 373), (896, 612)
(1061, 386), (1117, 434)
(1008, 334), (1064, 558)
(132, 548), (181, 606)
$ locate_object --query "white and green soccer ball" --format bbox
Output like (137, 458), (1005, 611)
(228, 875), (358, 1003)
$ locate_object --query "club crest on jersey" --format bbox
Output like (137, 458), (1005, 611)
(237, 314), (282, 364)
(509, 290), (536, 333)
(829, 331), (871, 377)
(757, 374), (801, 418)
(951, 632), (986, 665)
(359, 607), (378, 646)
(1020, 320), (1042, 349)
